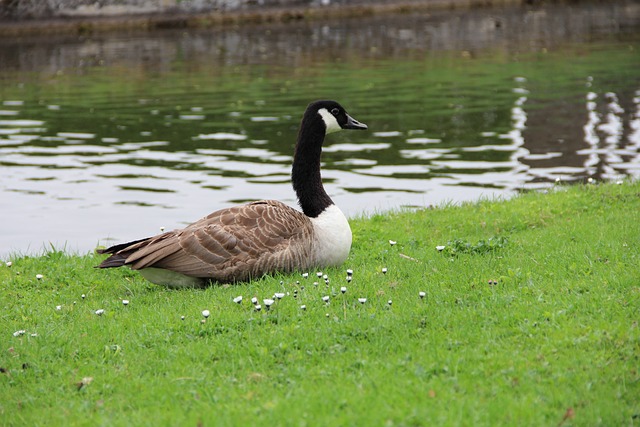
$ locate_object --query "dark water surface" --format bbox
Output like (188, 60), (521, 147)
(1, 2), (639, 256)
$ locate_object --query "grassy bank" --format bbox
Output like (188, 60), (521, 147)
(1, 181), (639, 426)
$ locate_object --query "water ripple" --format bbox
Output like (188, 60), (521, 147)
(0, 4), (638, 255)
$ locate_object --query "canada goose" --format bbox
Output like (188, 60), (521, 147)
(97, 100), (368, 288)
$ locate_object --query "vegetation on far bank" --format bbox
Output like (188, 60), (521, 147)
(1, 180), (639, 426)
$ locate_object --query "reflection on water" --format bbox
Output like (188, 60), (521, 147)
(0, 2), (639, 255)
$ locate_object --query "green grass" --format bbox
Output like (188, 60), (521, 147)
(2, 181), (639, 426)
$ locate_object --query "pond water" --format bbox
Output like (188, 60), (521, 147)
(1, 2), (639, 256)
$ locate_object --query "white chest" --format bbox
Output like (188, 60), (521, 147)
(309, 204), (352, 266)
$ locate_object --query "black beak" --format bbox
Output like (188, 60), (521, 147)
(343, 114), (368, 130)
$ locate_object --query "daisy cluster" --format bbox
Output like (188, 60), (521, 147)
(192, 264), (430, 323)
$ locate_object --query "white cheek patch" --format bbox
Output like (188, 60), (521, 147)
(318, 108), (342, 134)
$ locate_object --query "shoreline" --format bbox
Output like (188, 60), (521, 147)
(1, 0), (543, 37)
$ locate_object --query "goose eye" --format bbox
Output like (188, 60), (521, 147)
(331, 108), (340, 116)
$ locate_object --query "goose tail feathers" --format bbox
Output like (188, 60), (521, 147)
(96, 237), (150, 268)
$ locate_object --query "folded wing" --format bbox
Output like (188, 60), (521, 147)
(98, 200), (313, 283)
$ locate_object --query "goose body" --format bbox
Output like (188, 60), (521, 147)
(97, 100), (367, 288)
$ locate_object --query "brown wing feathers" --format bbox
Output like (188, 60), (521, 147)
(98, 200), (312, 283)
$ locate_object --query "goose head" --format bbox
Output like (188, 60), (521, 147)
(314, 100), (368, 134)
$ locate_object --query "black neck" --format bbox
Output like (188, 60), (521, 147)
(291, 112), (334, 218)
